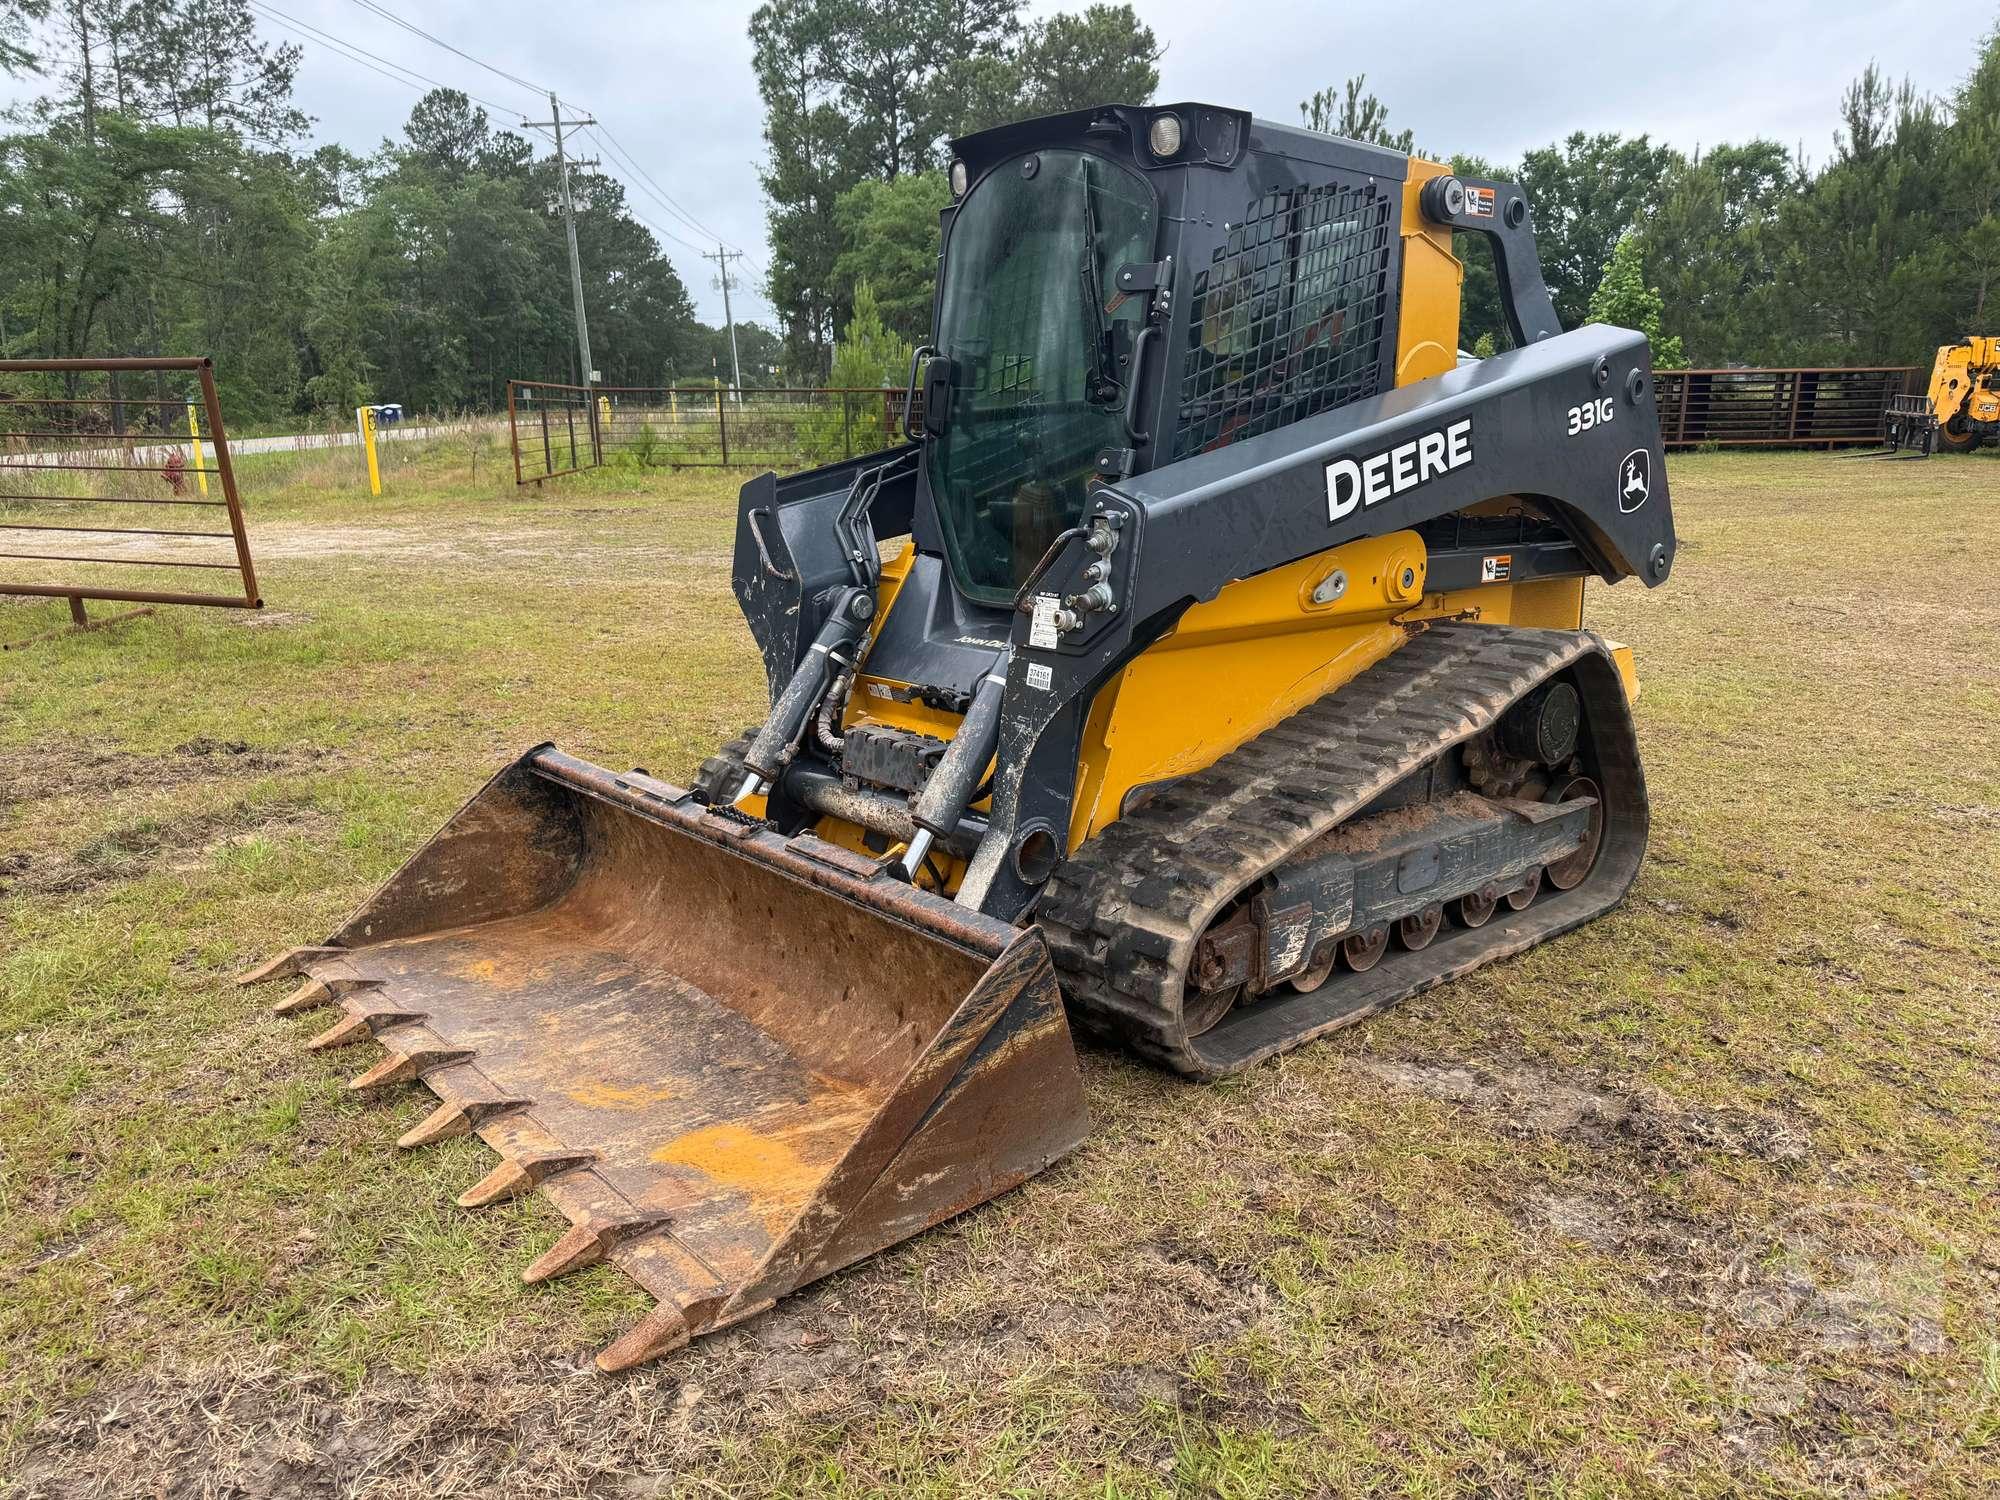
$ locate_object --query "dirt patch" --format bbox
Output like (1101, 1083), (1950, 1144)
(1348, 1053), (1814, 1169)
(0, 737), (328, 813)
(0, 798), (334, 897)
(234, 610), (316, 629)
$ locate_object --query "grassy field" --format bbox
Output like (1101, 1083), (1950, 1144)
(2, 445), (1996, 1497)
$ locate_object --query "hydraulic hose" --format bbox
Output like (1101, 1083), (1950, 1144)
(738, 586), (875, 797)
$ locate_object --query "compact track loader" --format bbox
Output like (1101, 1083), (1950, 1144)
(244, 102), (1677, 1370)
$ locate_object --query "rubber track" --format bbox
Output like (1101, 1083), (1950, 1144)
(1038, 622), (1620, 1077)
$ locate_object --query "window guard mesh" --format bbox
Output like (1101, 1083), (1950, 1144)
(1171, 181), (1394, 460)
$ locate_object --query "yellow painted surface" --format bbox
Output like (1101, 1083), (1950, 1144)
(651, 1122), (826, 1202)
(1396, 158), (1463, 386)
(185, 404), (209, 497)
(1922, 337), (2000, 437)
(1606, 640), (1641, 703)
(1068, 533), (1428, 845)
(358, 405), (381, 496)
(569, 1081), (680, 1110)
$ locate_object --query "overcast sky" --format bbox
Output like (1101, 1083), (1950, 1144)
(7, 1), (1989, 327)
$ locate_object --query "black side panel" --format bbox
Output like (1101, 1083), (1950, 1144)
(733, 446), (918, 700)
(959, 325), (1674, 921)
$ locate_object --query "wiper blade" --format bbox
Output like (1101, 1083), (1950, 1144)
(1076, 159), (1119, 405)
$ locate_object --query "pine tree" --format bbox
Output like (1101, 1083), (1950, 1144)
(1588, 236), (1687, 367)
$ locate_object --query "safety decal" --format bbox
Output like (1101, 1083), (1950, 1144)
(1465, 185), (1495, 218)
(1481, 554), (1512, 583)
(1028, 593), (1062, 650)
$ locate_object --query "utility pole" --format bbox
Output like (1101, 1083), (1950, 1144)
(523, 93), (599, 394)
(703, 244), (745, 401)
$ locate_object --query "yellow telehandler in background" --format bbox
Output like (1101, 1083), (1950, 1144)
(1884, 335), (2000, 455)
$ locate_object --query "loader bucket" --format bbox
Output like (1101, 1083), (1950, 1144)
(239, 745), (1089, 1371)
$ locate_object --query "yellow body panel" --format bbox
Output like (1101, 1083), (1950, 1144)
(1396, 159), (1463, 386)
(1923, 337), (2000, 438)
(817, 154), (1639, 882)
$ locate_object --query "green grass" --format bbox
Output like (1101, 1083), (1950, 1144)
(2, 446), (1997, 1496)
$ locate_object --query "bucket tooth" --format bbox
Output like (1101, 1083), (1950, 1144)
(347, 1046), (473, 1094)
(595, 1304), (692, 1374)
(273, 975), (382, 1017)
(306, 1007), (423, 1051)
(457, 1150), (597, 1209)
(396, 1097), (531, 1149)
(236, 946), (344, 987)
(523, 1213), (671, 1286)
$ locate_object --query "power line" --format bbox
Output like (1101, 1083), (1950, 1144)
(248, 1), (521, 118)
(247, 2), (768, 317)
(589, 122), (743, 254)
(310, 1), (752, 270)
(344, 0), (549, 103)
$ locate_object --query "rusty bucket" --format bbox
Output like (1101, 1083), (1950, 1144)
(239, 745), (1089, 1370)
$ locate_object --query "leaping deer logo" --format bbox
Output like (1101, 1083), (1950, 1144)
(1618, 450), (1650, 512)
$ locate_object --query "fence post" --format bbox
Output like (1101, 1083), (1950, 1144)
(355, 404), (381, 496)
(202, 360), (260, 607)
(508, 382), (523, 485)
(186, 402), (209, 497)
(539, 401), (553, 483)
(716, 386), (729, 466)
(843, 392), (853, 460)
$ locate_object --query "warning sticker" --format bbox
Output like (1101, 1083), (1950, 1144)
(1465, 185), (1496, 218)
(1028, 593), (1062, 650)
(1481, 553), (1512, 582)
(1025, 661), (1054, 691)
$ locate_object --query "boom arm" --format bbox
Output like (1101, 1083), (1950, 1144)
(959, 323), (1676, 917)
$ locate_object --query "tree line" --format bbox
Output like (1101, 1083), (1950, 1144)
(3, 1), (1995, 426)
(766, 15), (2000, 383)
(0, 0), (773, 421)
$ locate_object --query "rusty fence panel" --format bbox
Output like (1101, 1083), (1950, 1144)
(507, 381), (919, 484)
(0, 357), (260, 646)
(1653, 366), (1921, 449)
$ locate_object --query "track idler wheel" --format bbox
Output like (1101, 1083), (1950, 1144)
(1396, 905), (1442, 950)
(1183, 984), (1240, 1036)
(1505, 867), (1543, 911)
(1452, 887), (1498, 928)
(1289, 942), (1338, 994)
(1340, 925), (1389, 972)
(1545, 775), (1604, 891)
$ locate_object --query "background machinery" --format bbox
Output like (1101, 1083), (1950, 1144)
(243, 101), (1678, 1370)
(1883, 335), (2000, 455)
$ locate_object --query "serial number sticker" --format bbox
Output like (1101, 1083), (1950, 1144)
(1466, 185), (1496, 218)
(1025, 661), (1054, 691)
(1028, 593), (1062, 650)
(1481, 553), (1512, 582)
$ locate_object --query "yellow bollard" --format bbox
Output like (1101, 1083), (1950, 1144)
(185, 403), (209, 497)
(356, 404), (381, 496)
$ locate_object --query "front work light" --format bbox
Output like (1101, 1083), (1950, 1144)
(1148, 113), (1183, 158)
(949, 158), (969, 198)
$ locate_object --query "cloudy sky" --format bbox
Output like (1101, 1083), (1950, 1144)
(8, 1), (1989, 327)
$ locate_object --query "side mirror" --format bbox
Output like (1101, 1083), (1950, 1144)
(921, 355), (953, 439)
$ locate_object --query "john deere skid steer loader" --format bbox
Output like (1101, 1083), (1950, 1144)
(243, 102), (1677, 1370)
